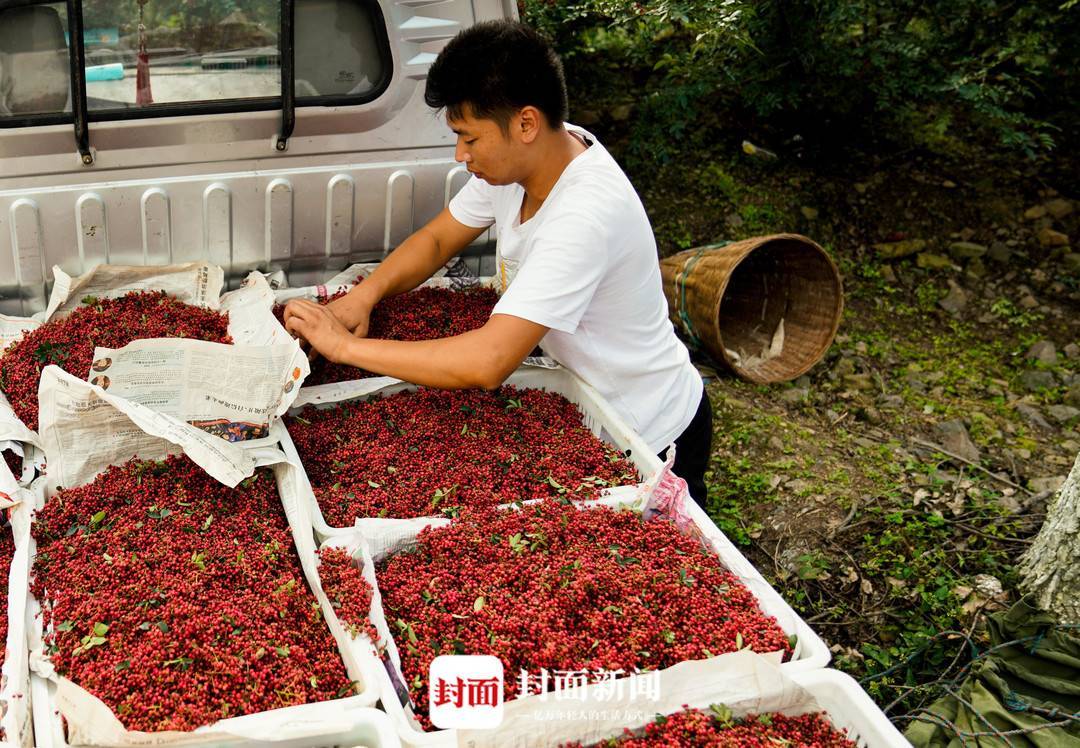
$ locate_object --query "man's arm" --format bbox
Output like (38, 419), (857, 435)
(283, 302), (547, 390)
(286, 208), (487, 335)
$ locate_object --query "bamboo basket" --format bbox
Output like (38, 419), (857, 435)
(660, 234), (843, 383)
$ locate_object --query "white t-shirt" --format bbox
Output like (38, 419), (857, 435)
(448, 124), (702, 452)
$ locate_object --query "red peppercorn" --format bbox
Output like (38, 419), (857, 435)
(330, 502), (794, 731)
(0, 292), (231, 432)
(30, 455), (355, 732)
(286, 386), (638, 522)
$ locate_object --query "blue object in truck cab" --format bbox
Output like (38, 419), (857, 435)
(62, 27), (119, 46)
(86, 63), (124, 82)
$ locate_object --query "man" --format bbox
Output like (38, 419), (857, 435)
(283, 20), (712, 505)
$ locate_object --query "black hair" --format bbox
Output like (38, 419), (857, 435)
(425, 20), (568, 131)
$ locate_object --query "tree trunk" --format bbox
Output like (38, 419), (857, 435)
(1018, 451), (1080, 624)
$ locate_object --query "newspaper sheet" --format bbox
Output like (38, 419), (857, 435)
(36, 367), (255, 491)
(0, 266), (284, 452)
(88, 339), (308, 444)
(0, 314), (40, 354)
(43, 262), (224, 319)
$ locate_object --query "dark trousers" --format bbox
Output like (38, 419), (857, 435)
(658, 387), (712, 509)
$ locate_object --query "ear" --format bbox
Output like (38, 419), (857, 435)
(517, 106), (542, 144)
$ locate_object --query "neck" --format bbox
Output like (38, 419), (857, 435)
(520, 126), (587, 203)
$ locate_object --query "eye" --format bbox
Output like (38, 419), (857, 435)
(464, 138), (477, 145)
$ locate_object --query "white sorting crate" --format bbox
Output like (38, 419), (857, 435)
(23, 454), (386, 747)
(316, 493), (831, 747)
(281, 365), (663, 538)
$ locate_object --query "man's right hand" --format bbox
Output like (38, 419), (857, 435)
(325, 287), (374, 339)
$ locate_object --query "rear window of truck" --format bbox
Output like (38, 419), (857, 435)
(0, 0), (391, 124)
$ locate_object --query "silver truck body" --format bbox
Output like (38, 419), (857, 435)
(0, 0), (509, 315)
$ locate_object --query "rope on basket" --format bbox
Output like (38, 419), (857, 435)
(675, 241), (732, 352)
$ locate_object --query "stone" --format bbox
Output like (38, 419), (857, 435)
(1019, 295), (1039, 309)
(878, 394), (904, 409)
(610, 104), (633, 121)
(1066, 385), (1080, 408)
(725, 212), (744, 228)
(1063, 253), (1080, 273)
(800, 206), (819, 220)
(854, 183), (868, 194)
(1028, 476), (1066, 494)
(1016, 403), (1052, 430)
(987, 241), (1012, 263)
(959, 227), (976, 242)
(948, 241), (986, 260)
(1024, 205), (1047, 220)
(1019, 370), (1057, 392)
(965, 258), (988, 280)
(1045, 198), (1074, 220)
(795, 375), (812, 389)
(780, 388), (808, 404)
(917, 252), (954, 270)
(831, 357), (856, 379)
(879, 264), (897, 283)
(936, 420), (981, 463)
(858, 406), (883, 424)
(768, 436), (785, 451)
(943, 180), (957, 189)
(1048, 405), (1080, 424)
(1065, 343), (1080, 360)
(1026, 340), (1058, 365)
(939, 282), (967, 313)
(1038, 227), (1070, 248)
(873, 239), (927, 259)
(843, 373), (874, 391)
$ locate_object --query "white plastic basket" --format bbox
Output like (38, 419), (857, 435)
(323, 491), (830, 747)
(789, 670), (910, 748)
(24, 455), (386, 747)
(29, 675), (403, 748)
(280, 365), (662, 538)
(0, 498), (33, 748)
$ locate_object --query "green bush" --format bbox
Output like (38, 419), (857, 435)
(521, 0), (1080, 160)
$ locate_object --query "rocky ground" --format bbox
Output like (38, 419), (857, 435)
(613, 131), (1079, 718)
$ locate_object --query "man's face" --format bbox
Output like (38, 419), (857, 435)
(447, 106), (522, 186)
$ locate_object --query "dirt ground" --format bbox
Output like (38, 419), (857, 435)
(622, 131), (1079, 716)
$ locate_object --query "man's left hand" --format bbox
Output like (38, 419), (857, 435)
(283, 299), (354, 363)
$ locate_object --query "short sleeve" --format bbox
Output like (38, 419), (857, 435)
(448, 175), (497, 229)
(492, 208), (608, 334)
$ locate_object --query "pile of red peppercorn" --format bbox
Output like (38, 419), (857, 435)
(561, 708), (856, 747)
(317, 547), (379, 643)
(0, 523), (13, 674)
(287, 386), (639, 523)
(31, 455), (357, 732)
(348, 502), (791, 730)
(0, 292), (231, 431)
(273, 286), (498, 386)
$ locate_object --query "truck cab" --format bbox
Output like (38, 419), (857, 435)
(0, 0), (509, 315)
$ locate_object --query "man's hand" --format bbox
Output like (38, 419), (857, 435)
(283, 299), (355, 364)
(325, 288), (372, 339)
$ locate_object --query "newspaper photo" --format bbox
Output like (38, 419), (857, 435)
(88, 339), (308, 444)
(36, 366), (256, 492)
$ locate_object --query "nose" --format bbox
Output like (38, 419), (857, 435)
(455, 139), (471, 164)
